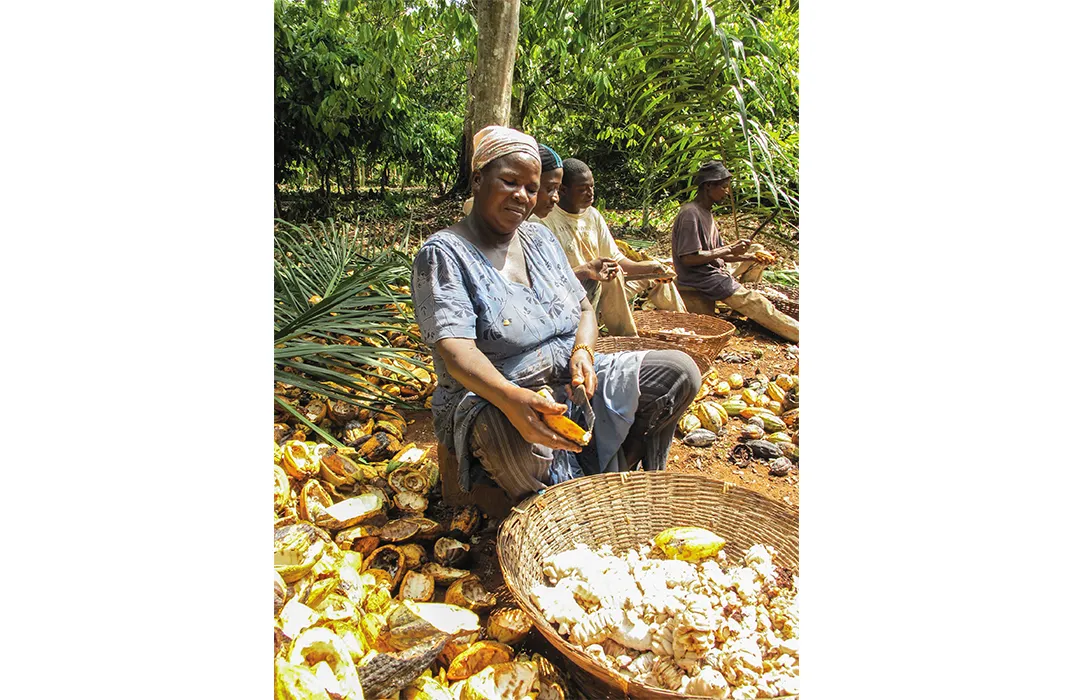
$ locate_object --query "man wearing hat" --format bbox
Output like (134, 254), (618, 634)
(671, 160), (799, 343)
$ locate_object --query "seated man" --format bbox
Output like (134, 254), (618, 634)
(671, 160), (799, 343)
(542, 157), (686, 336)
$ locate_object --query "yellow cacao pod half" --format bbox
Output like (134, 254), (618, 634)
(535, 388), (591, 446)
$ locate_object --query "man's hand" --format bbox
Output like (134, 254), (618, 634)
(584, 257), (619, 281)
(654, 260), (676, 280)
(728, 238), (752, 255)
(498, 387), (583, 453)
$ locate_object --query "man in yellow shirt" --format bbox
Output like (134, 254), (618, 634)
(541, 158), (686, 336)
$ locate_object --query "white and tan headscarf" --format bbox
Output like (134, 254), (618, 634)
(471, 125), (540, 172)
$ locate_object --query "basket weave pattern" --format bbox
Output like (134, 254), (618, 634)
(743, 282), (799, 320)
(595, 336), (715, 377)
(498, 472), (799, 699)
(632, 311), (735, 360)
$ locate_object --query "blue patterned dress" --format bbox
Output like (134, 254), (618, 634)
(411, 222), (647, 493)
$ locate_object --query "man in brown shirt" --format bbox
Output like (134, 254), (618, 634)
(671, 161), (799, 343)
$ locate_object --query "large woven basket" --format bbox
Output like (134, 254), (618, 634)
(632, 311), (735, 360)
(498, 472), (799, 699)
(744, 282), (799, 320)
(595, 336), (715, 377)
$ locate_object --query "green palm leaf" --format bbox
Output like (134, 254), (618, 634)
(274, 218), (430, 414)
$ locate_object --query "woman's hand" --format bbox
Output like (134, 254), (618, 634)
(498, 386), (583, 453)
(570, 349), (598, 399)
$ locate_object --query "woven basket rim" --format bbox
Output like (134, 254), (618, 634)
(593, 335), (715, 375)
(496, 471), (799, 699)
(633, 310), (735, 340)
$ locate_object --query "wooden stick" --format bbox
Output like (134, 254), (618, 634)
(729, 180), (740, 239)
(750, 211), (778, 241)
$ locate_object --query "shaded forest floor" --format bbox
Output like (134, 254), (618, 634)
(276, 188), (800, 270)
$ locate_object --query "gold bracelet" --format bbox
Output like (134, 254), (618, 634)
(572, 344), (595, 363)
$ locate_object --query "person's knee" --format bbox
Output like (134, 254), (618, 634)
(646, 349), (701, 403)
(672, 351), (702, 402)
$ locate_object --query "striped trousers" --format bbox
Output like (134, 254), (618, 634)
(469, 349), (701, 502)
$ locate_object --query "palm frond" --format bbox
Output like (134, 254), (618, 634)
(274, 219), (429, 412)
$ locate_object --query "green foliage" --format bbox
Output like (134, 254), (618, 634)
(275, 0), (465, 194)
(762, 268), (799, 287)
(274, 219), (427, 410)
(274, 0), (798, 219)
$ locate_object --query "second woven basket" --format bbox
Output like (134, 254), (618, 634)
(498, 471), (799, 699)
(632, 310), (735, 361)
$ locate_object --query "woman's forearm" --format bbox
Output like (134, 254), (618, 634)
(436, 338), (524, 411)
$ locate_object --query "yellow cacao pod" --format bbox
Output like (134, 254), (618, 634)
(721, 399), (747, 417)
(678, 413), (702, 435)
(728, 373), (744, 389)
(696, 402), (724, 432)
(766, 383), (786, 403)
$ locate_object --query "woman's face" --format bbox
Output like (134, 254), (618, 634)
(472, 152), (541, 234)
(533, 167), (563, 219)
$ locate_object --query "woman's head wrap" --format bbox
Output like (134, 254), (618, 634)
(538, 144), (563, 172)
(471, 125), (540, 172)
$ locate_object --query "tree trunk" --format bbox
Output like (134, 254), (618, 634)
(472, 0), (520, 132)
(380, 161), (390, 196)
(511, 82), (525, 130)
(451, 0), (520, 193)
(449, 64), (477, 196)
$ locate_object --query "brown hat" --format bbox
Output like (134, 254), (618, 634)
(694, 160), (732, 186)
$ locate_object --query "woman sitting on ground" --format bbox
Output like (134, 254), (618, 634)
(412, 126), (701, 505)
